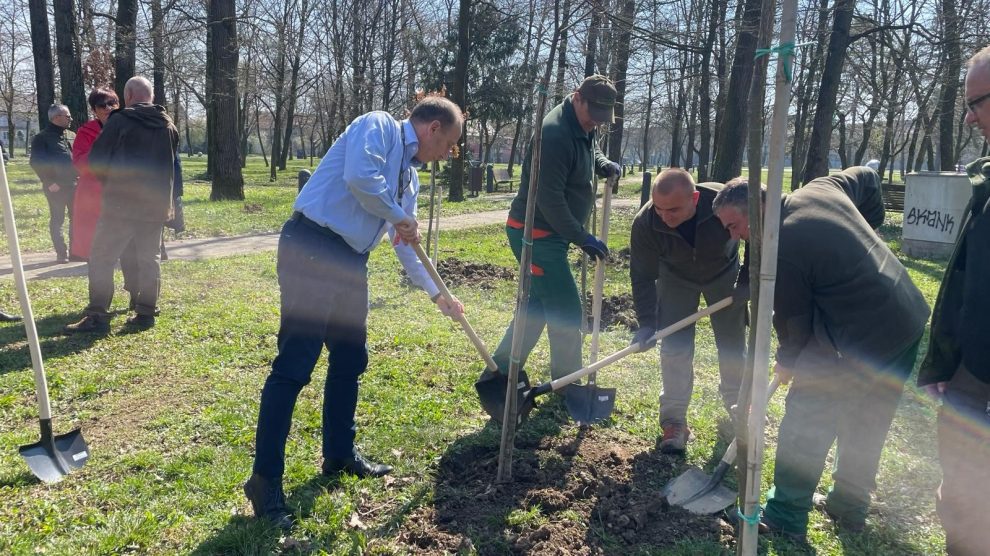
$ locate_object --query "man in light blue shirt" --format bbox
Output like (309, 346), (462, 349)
(245, 96), (465, 530)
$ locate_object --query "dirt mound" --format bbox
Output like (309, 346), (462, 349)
(572, 247), (631, 271)
(393, 424), (731, 554)
(401, 257), (516, 290)
(583, 292), (638, 331)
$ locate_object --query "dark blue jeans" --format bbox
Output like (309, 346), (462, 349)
(252, 215), (370, 480)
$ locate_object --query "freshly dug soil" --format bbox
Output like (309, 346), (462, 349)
(392, 423), (733, 555)
(401, 257), (516, 290)
(583, 292), (638, 332)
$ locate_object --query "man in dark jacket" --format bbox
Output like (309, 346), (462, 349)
(919, 45), (990, 556)
(64, 76), (179, 333)
(30, 104), (77, 262)
(485, 75), (621, 389)
(713, 167), (930, 541)
(628, 168), (746, 453)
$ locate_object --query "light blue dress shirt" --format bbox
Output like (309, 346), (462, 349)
(294, 112), (439, 298)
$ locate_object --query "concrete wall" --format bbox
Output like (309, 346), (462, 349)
(902, 172), (971, 258)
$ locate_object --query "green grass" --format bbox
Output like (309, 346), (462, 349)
(0, 183), (947, 554)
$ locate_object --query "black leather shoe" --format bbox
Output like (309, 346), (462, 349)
(125, 314), (156, 330)
(322, 452), (393, 478)
(0, 310), (22, 322)
(64, 314), (110, 334)
(243, 473), (294, 531)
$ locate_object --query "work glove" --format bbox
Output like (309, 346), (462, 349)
(732, 280), (750, 305)
(580, 234), (610, 260)
(604, 160), (622, 177)
(631, 326), (658, 352)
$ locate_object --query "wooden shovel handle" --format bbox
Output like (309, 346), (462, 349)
(412, 242), (498, 372)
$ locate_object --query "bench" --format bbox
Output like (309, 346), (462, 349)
(881, 182), (905, 212)
(490, 166), (518, 192)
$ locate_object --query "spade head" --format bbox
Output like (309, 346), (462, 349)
(474, 369), (530, 424)
(563, 384), (616, 425)
(662, 466), (737, 515)
(19, 426), (89, 483)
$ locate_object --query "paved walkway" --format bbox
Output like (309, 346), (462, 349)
(0, 198), (641, 281)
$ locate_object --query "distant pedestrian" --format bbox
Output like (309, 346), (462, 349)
(30, 104), (77, 263)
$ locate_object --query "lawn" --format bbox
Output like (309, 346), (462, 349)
(0, 193), (948, 555)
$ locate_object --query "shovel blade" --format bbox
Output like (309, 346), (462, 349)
(563, 384), (616, 425)
(18, 428), (89, 483)
(663, 466), (737, 515)
(474, 369), (530, 423)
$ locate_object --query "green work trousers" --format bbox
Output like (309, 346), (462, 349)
(762, 337), (921, 535)
(493, 226), (582, 380)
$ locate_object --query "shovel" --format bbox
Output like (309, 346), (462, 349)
(493, 296), (736, 425)
(0, 156), (90, 483)
(662, 375), (783, 514)
(411, 242), (529, 420)
(565, 175), (617, 424)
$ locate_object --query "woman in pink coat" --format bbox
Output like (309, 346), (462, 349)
(70, 88), (118, 260)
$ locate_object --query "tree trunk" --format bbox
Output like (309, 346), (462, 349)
(207, 0), (245, 200)
(553, 0), (571, 105)
(697, 0), (720, 181)
(448, 0), (471, 202)
(801, 0), (855, 182)
(28, 0), (55, 129)
(710, 0), (763, 182)
(150, 0), (166, 105)
(606, 0), (635, 185)
(53, 0), (87, 127)
(836, 111), (848, 168)
(936, 0), (961, 170)
(114, 0), (137, 101)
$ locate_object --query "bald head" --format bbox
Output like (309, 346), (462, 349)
(124, 76), (153, 106)
(652, 168), (696, 196)
(966, 46), (990, 143)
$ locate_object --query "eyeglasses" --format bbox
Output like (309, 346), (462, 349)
(96, 101), (118, 109)
(967, 91), (990, 113)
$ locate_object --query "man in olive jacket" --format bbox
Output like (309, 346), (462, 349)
(628, 168), (746, 453)
(487, 75), (621, 387)
(919, 45), (990, 556)
(713, 167), (930, 541)
(65, 76), (179, 334)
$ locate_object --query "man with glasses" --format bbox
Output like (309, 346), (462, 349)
(481, 75), (622, 400)
(30, 104), (77, 263)
(243, 95), (466, 531)
(920, 45), (990, 556)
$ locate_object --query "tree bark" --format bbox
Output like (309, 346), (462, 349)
(114, 0), (137, 101)
(710, 0), (763, 182)
(53, 0), (87, 127)
(207, 0), (245, 200)
(448, 0), (471, 202)
(150, 0), (166, 105)
(801, 0), (855, 182)
(607, 0), (635, 186)
(936, 0), (961, 170)
(28, 0), (55, 129)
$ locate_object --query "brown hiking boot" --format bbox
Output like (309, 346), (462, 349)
(658, 421), (692, 454)
(125, 314), (156, 330)
(64, 314), (110, 334)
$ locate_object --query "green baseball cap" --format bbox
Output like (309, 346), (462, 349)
(577, 75), (617, 123)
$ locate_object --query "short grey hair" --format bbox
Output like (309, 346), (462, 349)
(47, 104), (69, 121)
(712, 177), (765, 215)
(124, 76), (153, 104)
(410, 96), (463, 129)
(968, 45), (990, 69)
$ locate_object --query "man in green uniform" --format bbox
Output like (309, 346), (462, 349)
(919, 45), (990, 556)
(712, 167), (930, 542)
(488, 75), (621, 388)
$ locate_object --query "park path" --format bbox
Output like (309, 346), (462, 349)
(0, 198), (642, 281)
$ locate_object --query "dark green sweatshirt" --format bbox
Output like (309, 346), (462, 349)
(629, 183), (740, 328)
(773, 167), (930, 368)
(507, 94), (613, 244)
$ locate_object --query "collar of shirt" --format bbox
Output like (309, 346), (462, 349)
(402, 119), (421, 168)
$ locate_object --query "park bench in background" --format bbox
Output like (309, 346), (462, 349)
(489, 166), (518, 192)
(882, 182), (905, 212)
